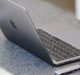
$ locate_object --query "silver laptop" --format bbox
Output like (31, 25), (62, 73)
(0, 0), (80, 66)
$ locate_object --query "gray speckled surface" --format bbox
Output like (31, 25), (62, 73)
(0, 0), (80, 75)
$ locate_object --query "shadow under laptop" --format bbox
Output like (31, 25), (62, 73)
(0, 37), (54, 75)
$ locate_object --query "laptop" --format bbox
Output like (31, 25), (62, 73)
(0, 0), (80, 66)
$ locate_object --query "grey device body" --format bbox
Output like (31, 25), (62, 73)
(54, 65), (80, 75)
(0, 0), (53, 65)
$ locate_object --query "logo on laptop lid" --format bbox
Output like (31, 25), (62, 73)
(10, 19), (17, 29)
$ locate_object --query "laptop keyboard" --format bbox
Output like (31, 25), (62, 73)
(37, 29), (80, 61)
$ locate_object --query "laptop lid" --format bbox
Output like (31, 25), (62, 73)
(0, 0), (53, 65)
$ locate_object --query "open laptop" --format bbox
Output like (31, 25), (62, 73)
(0, 0), (80, 66)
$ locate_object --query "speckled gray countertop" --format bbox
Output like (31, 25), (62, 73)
(0, 0), (80, 75)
